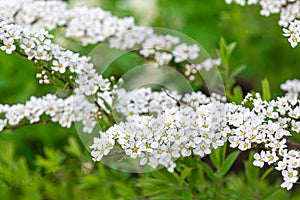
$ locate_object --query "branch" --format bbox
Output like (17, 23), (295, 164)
(287, 140), (300, 150)
(132, 50), (225, 96)
(41, 65), (74, 90)
(0, 40), (74, 91)
(14, 49), (74, 90)
(162, 89), (195, 109)
(102, 151), (125, 160)
(94, 100), (113, 120)
(2, 119), (52, 131)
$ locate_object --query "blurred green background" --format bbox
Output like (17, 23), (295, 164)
(1, 0), (300, 199)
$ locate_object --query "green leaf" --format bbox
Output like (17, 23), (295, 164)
(152, 169), (179, 184)
(221, 142), (227, 164)
(79, 175), (101, 189)
(188, 168), (198, 189)
(222, 188), (240, 198)
(182, 190), (193, 200)
(179, 167), (192, 185)
(217, 37), (236, 68)
(196, 165), (207, 186)
(151, 193), (177, 200)
(227, 86), (243, 103)
(64, 137), (82, 158)
(35, 148), (65, 173)
(261, 78), (271, 101)
(209, 148), (222, 169)
(114, 182), (136, 197)
(199, 162), (217, 183)
(260, 167), (274, 182)
(245, 151), (259, 187)
(261, 188), (281, 200)
(227, 42), (237, 56)
(232, 86), (244, 103)
(230, 65), (246, 79)
(219, 151), (239, 176)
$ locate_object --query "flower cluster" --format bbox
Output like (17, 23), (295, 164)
(113, 88), (180, 120)
(0, 0), (221, 73)
(225, 0), (300, 48)
(0, 21), (112, 98)
(281, 79), (300, 105)
(97, 87), (225, 120)
(0, 20), (116, 133)
(91, 84), (300, 190)
(91, 101), (229, 172)
(0, 94), (98, 133)
(184, 58), (222, 81)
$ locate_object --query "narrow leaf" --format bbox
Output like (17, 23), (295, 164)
(260, 167), (274, 182)
(232, 86), (243, 103)
(230, 65), (246, 79)
(199, 162), (217, 183)
(209, 148), (222, 169)
(261, 78), (271, 101)
(179, 167), (192, 185)
(220, 151), (239, 176)
(262, 188), (281, 200)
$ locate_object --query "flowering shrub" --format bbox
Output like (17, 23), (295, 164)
(0, 0), (299, 199)
(225, 0), (300, 47)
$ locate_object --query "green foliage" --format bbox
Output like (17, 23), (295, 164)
(261, 78), (271, 101)
(216, 38), (245, 103)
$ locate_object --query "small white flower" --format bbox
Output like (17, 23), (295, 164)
(0, 39), (16, 54)
(0, 119), (7, 131)
(253, 151), (266, 168)
(52, 59), (68, 73)
(20, 38), (36, 53)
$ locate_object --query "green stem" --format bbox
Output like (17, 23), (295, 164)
(217, 177), (222, 200)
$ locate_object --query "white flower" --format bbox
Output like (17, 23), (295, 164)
(253, 151), (266, 168)
(52, 59), (68, 73)
(276, 158), (287, 171)
(288, 34), (299, 48)
(20, 38), (36, 53)
(287, 156), (299, 168)
(281, 168), (299, 190)
(0, 38), (16, 54)
(0, 119), (7, 131)
(265, 151), (279, 165)
(173, 44), (200, 63)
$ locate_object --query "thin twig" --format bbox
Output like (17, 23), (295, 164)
(41, 65), (74, 90)
(201, 85), (225, 96)
(287, 140), (300, 150)
(15, 50), (74, 90)
(102, 151), (125, 160)
(3, 119), (52, 131)
(162, 89), (195, 109)
(94, 100), (112, 119)
(0, 41), (74, 91)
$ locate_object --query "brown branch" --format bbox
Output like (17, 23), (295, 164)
(132, 49), (225, 96)
(2, 119), (52, 132)
(0, 40), (74, 91)
(201, 84), (225, 96)
(10, 45), (117, 123)
(94, 100), (112, 119)
(287, 140), (300, 150)
(102, 151), (125, 160)
(41, 65), (74, 90)
(14, 49), (74, 90)
(0, 41), (116, 124)
(162, 89), (195, 109)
